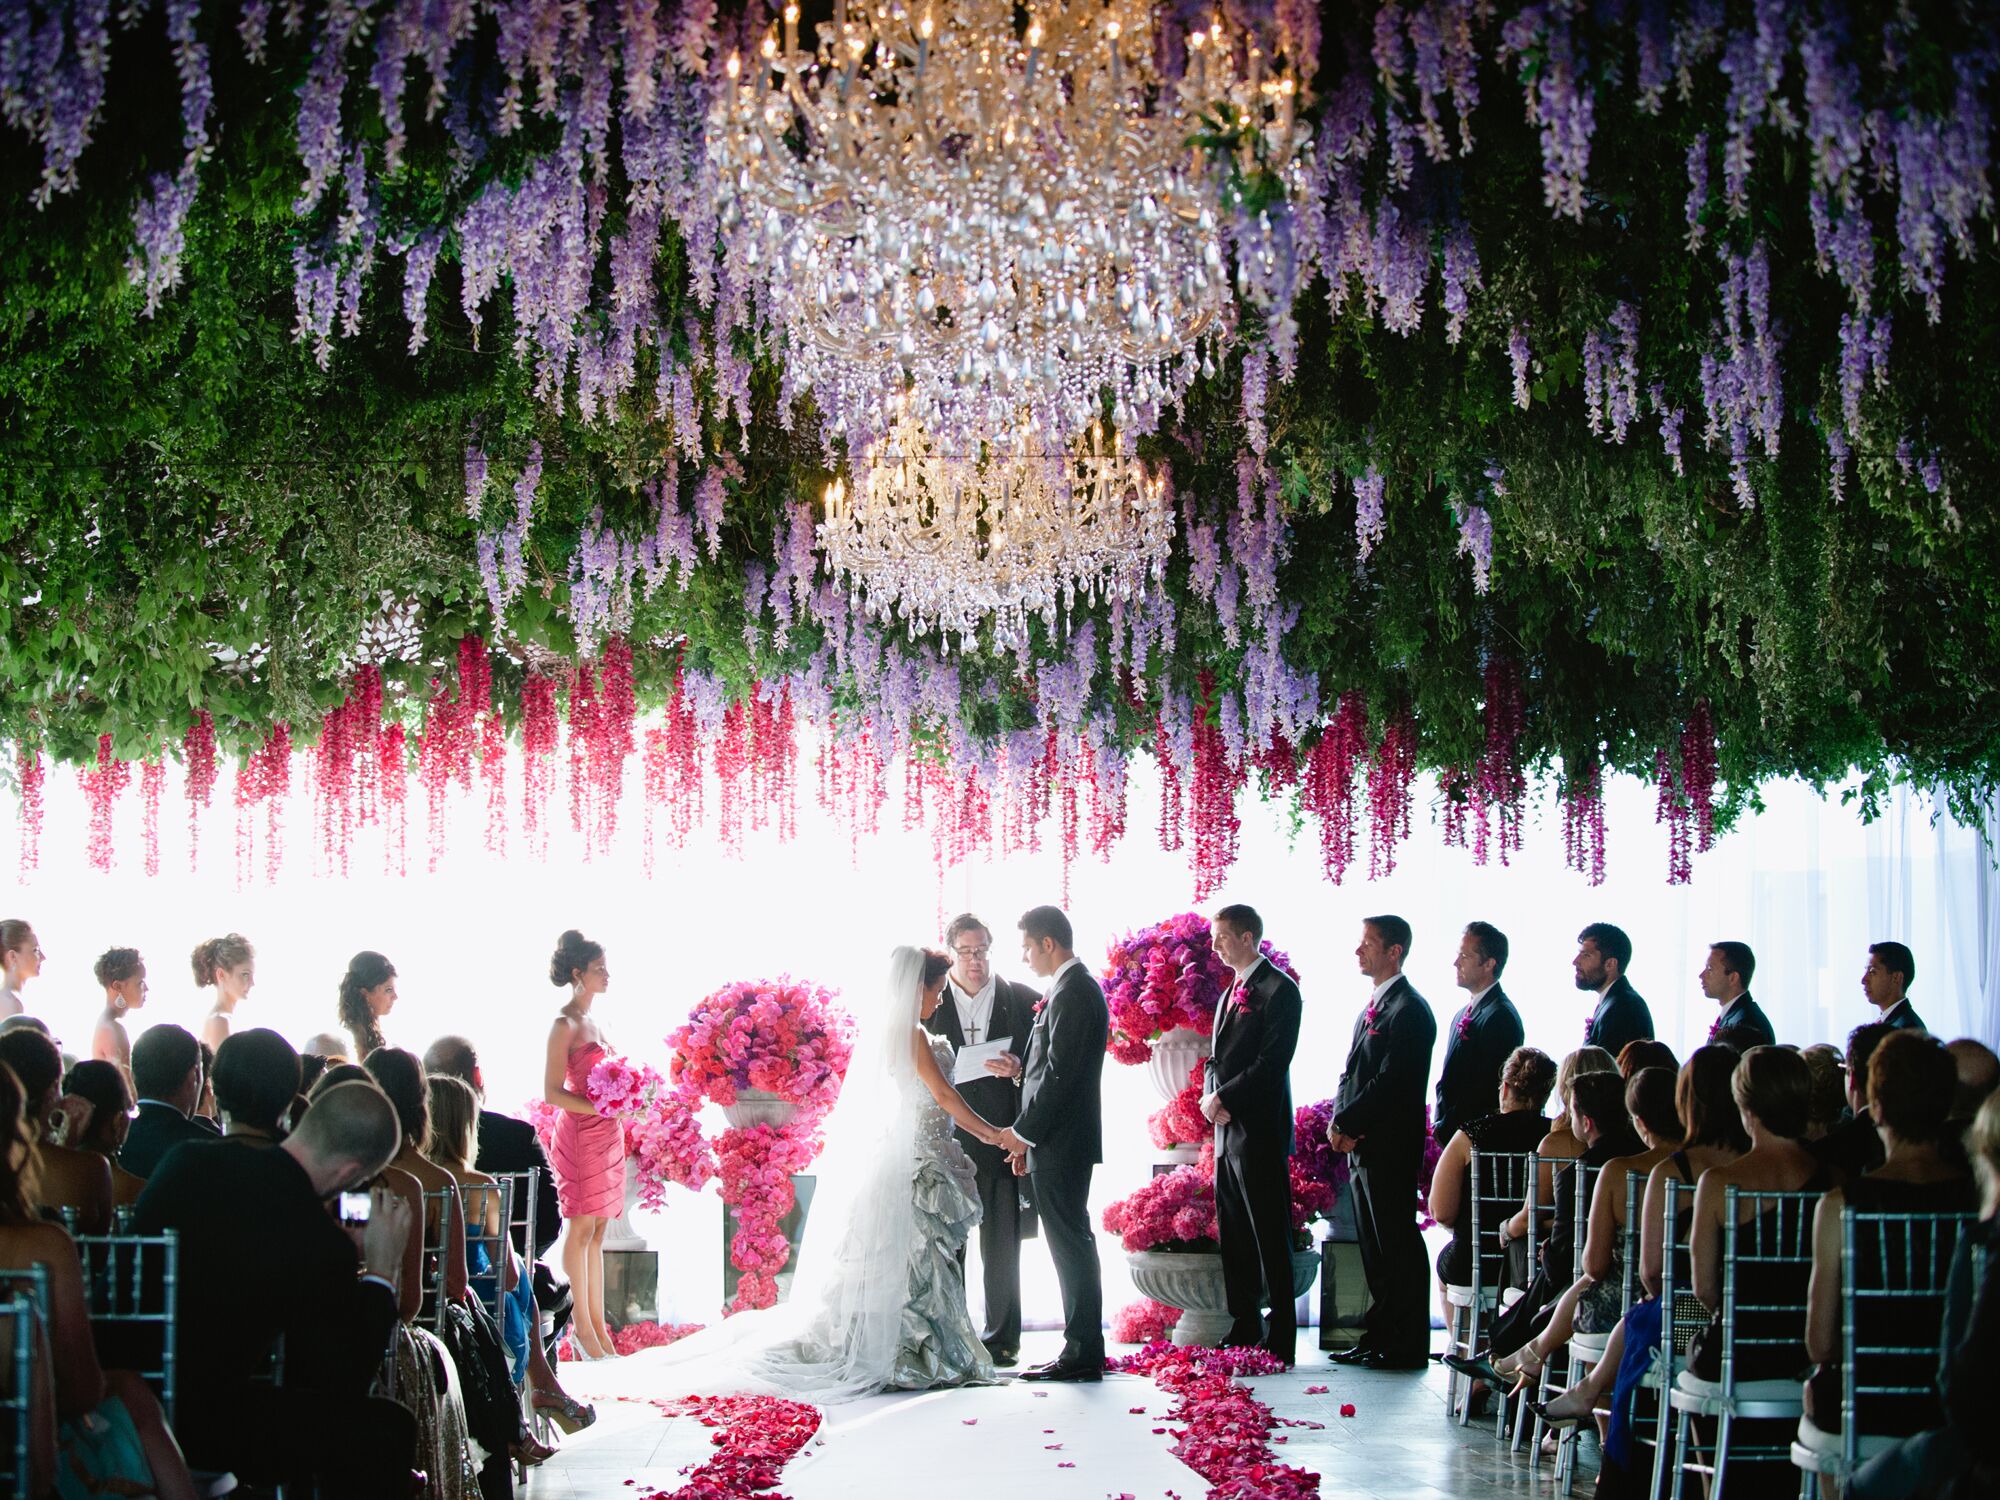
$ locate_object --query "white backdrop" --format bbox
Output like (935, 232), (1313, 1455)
(3, 747), (1994, 1327)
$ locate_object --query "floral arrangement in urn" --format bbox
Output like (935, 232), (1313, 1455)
(1102, 912), (1298, 1064)
(1148, 1061), (1211, 1151)
(669, 977), (854, 1109)
(1111, 1298), (1185, 1345)
(1289, 1098), (1352, 1233)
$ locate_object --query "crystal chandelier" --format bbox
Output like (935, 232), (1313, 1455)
(820, 416), (1172, 652)
(715, 0), (1312, 458)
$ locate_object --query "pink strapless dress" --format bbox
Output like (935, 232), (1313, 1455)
(550, 1041), (626, 1219)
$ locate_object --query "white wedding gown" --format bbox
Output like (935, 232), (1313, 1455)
(570, 949), (996, 1404)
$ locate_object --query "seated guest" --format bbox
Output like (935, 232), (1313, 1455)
(423, 1034), (561, 1261)
(1503, 1046), (1616, 1245)
(122, 1025), (213, 1176)
(1799, 1032), (1976, 1466)
(1616, 1038), (1678, 1079)
(1800, 1044), (1848, 1143)
(1815, 1022), (1894, 1179)
(90, 946), (148, 1079)
(1534, 1070), (1644, 1288)
(0, 1060), (198, 1499)
(1431, 1046), (1555, 1299)
(211, 1027), (301, 1144)
(1863, 941), (1925, 1032)
(60, 1059), (146, 1206)
(0, 1027), (112, 1232)
(1701, 941), (1776, 1048)
(302, 1031), (352, 1062)
(133, 1081), (418, 1495)
(1947, 1040), (1998, 1126)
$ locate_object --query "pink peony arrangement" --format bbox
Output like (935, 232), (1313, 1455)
(1289, 1098), (1352, 1234)
(1111, 1298), (1185, 1345)
(718, 1121), (824, 1314)
(1102, 1153), (1220, 1252)
(1148, 1060), (1210, 1150)
(1100, 912), (1298, 1064)
(669, 977), (853, 1111)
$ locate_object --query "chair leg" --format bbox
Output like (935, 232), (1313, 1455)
(1712, 1411), (1730, 1500)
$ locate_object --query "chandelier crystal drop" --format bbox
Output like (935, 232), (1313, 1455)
(819, 417), (1173, 653)
(715, 0), (1312, 458)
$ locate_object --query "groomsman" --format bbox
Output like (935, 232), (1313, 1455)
(999, 906), (1108, 1382)
(1433, 921), (1525, 1145)
(1701, 941), (1776, 1048)
(923, 913), (1041, 1367)
(1202, 904), (1304, 1366)
(1573, 922), (1654, 1059)
(1861, 942), (1926, 1032)
(1327, 915), (1437, 1370)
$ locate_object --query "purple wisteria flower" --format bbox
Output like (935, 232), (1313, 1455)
(1508, 325), (1533, 409)
(1456, 502), (1494, 594)
(1354, 465), (1387, 564)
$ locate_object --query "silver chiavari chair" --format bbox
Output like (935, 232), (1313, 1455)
(1789, 1209), (1980, 1496)
(72, 1228), (180, 1425)
(418, 1185), (460, 1336)
(1542, 1168), (1640, 1495)
(1640, 1177), (1718, 1496)
(462, 1175), (516, 1336)
(0, 1264), (50, 1498)
(1506, 1151), (1565, 1453)
(1665, 1188), (1821, 1499)
(1443, 1147), (1539, 1429)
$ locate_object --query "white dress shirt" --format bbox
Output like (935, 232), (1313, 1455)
(948, 975), (997, 1045)
(1369, 973), (1403, 1008)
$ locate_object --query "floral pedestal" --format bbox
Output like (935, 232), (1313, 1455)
(1145, 1027), (1212, 1103)
(722, 1172), (818, 1307)
(602, 1157), (646, 1250)
(1127, 1247), (1324, 1347)
(722, 1087), (799, 1130)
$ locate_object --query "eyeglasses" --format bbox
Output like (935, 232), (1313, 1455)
(952, 945), (990, 961)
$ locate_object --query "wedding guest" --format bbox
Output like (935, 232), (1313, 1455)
(363, 1048), (472, 1310)
(303, 1030), (352, 1061)
(134, 1081), (419, 1495)
(1501, 1046), (1616, 1246)
(1800, 1044), (1847, 1141)
(1327, 915), (1437, 1370)
(90, 947), (149, 1078)
(1616, 1038), (1678, 1078)
(337, 951), (397, 1060)
(998, 905), (1109, 1382)
(1575, 922), (1653, 1059)
(192, 932), (256, 1051)
(0, 918), (42, 1017)
(0, 1059), (200, 1500)
(212, 1028), (301, 1143)
(1203, 903), (1305, 1366)
(1430, 1046), (1554, 1335)
(1701, 940), (1775, 1048)
(1815, 1022), (1893, 1177)
(920, 913), (1040, 1367)
(1433, 921), (1525, 1146)
(543, 929), (623, 1362)
(1799, 1032), (1976, 1471)
(1863, 941), (1925, 1032)
(60, 1059), (146, 1206)
(423, 1035), (561, 1259)
(121, 1024), (213, 1177)
(1948, 1039), (1998, 1120)
(0, 1026), (113, 1231)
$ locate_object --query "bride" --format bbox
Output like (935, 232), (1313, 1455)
(575, 945), (1010, 1402)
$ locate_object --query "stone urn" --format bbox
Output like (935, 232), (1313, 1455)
(1127, 1247), (1325, 1347)
(1159, 1142), (1203, 1167)
(1145, 1026), (1212, 1103)
(722, 1086), (797, 1131)
(601, 1157), (646, 1250)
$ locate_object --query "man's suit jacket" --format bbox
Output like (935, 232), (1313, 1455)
(1880, 998), (1927, 1032)
(924, 975), (1039, 1161)
(1015, 962), (1109, 1168)
(1434, 984), (1526, 1145)
(476, 1108), (561, 1259)
(133, 1140), (398, 1427)
(122, 1100), (217, 1178)
(1206, 958), (1303, 1157)
(1586, 976), (1654, 1061)
(1333, 975), (1437, 1163)
(1712, 992), (1777, 1049)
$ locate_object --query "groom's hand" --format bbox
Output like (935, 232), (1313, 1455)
(996, 1126), (1028, 1155)
(1008, 1151), (1029, 1177)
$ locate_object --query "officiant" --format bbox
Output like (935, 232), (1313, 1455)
(924, 912), (1041, 1367)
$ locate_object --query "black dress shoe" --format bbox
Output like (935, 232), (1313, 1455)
(1354, 1349), (1431, 1371)
(1019, 1359), (1104, 1383)
(986, 1348), (1019, 1368)
(1327, 1344), (1376, 1365)
(1220, 1321), (1265, 1349)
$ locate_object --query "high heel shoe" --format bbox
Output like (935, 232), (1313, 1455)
(533, 1387), (598, 1433)
(510, 1433), (558, 1467)
(1492, 1344), (1544, 1383)
(1527, 1387), (1597, 1429)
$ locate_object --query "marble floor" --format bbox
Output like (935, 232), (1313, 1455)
(525, 1334), (1580, 1499)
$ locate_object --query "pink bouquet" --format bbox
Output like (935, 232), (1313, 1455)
(669, 977), (853, 1114)
(1102, 1156), (1221, 1252)
(576, 1051), (717, 1205)
(1101, 912), (1298, 1064)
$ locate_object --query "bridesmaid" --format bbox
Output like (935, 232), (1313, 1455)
(192, 933), (256, 1051)
(90, 947), (149, 1079)
(337, 951), (398, 1060)
(1, 918), (42, 1017)
(543, 929), (622, 1361)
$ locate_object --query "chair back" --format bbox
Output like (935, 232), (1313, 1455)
(417, 1185), (458, 1334)
(1467, 1148), (1538, 1303)
(1616, 1168), (1642, 1316)
(502, 1169), (542, 1262)
(1841, 1208), (1978, 1462)
(73, 1230), (179, 1424)
(462, 1176), (516, 1333)
(0, 1265), (50, 1499)
(1656, 1177), (1707, 1358)
(1712, 1187), (1820, 1392)
(1569, 1162), (1605, 1285)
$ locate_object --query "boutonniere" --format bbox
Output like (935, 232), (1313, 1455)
(1033, 996), (1048, 1018)
(1362, 1001), (1380, 1036)
(1706, 1015), (1722, 1041)
(1455, 1009), (1475, 1041)
(1583, 1014), (1595, 1042)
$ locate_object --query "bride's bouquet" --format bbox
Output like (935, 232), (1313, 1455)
(668, 977), (853, 1115)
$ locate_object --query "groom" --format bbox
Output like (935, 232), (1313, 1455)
(998, 905), (1108, 1382)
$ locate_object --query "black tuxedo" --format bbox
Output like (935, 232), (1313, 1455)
(1206, 958), (1303, 1363)
(1333, 975), (1437, 1359)
(1433, 984), (1526, 1145)
(1016, 960), (1109, 1366)
(1585, 976), (1654, 1061)
(925, 974), (1040, 1354)
(121, 1099), (216, 1178)
(133, 1140), (412, 1492)
(1712, 991), (1777, 1049)
(476, 1108), (562, 1259)
(1879, 998), (1927, 1032)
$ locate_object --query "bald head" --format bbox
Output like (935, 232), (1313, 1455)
(282, 1080), (399, 1190)
(1948, 1038), (2000, 1118)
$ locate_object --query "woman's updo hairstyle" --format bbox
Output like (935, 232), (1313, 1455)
(191, 933), (254, 988)
(362, 1047), (430, 1151)
(337, 951), (396, 1059)
(550, 930), (604, 988)
(921, 949), (953, 989)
